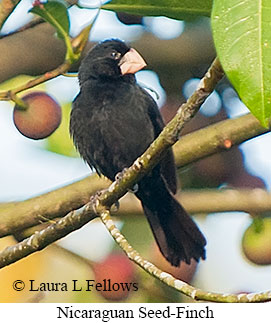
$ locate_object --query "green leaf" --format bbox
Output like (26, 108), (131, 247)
(212, 0), (271, 127)
(46, 103), (78, 157)
(30, 0), (76, 62)
(30, 0), (70, 39)
(103, 0), (212, 20)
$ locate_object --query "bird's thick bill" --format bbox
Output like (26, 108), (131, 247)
(119, 48), (147, 75)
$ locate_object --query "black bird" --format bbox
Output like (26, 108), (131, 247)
(70, 39), (206, 266)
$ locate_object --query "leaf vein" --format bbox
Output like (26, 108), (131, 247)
(226, 27), (258, 55)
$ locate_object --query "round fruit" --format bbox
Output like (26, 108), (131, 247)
(93, 252), (136, 301)
(13, 91), (62, 139)
(242, 217), (271, 265)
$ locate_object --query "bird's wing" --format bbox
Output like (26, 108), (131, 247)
(142, 89), (177, 194)
(70, 98), (103, 176)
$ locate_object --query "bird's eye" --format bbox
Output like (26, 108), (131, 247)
(111, 51), (121, 60)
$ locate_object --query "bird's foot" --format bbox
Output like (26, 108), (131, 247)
(111, 201), (120, 213)
(128, 183), (138, 193)
(115, 167), (129, 181)
(115, 168), (138, 193)
(89, 189), (105, 202)
(89, 189), (107, 211)
(89, 189), (120, 213)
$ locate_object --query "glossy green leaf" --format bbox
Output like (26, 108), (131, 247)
(103, 0), (212, 20)
(30, 0), (70, 38)
(212, 0), (271, 127)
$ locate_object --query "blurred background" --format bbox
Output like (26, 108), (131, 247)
(0, 0), (271, 303)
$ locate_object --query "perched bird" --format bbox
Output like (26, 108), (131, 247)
(70, 39), (206, 266)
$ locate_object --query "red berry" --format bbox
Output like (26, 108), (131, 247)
(13, 91), (61, 140)
(93, 253), (136, 301)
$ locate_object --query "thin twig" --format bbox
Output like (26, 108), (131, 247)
(0, 113), (268, 238)
(2, 56), (271, 302)
(0, 0), (79, 37)
(0, 60), (71, 101)
(0, 203), (97, 268)
(0, 57), (224, 267)
(0, 0), (21, 29)
(100, 209), (271, 303)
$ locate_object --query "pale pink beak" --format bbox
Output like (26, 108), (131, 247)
(119, 48), (147, 75)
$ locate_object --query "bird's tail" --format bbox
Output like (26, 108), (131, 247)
(136, 175), (206, 267)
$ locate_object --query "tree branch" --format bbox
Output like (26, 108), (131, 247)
(2, 3), (269, 304)
(173, 113), (268, 166)
(0, 20), (95, 102)
(0, 56), (224, 267)
(0, 0), (20, 29)
(100, 209), (271, 303)
(0, 60), (72, 100)
(0, 202), (98, 268)
(120, 188), (271, 216)
(0, 20), (214, 83)
(1, 58), (271, 302)
(0, 113), (268, 237)
(0, 0), (79, 33)
(0, 175), (109, 237)
(8, 187), (271, 243)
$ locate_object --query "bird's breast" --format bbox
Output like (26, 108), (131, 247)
(72, 80), (156, 180)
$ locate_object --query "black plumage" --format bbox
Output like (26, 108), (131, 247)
(70, 39), (206, 266)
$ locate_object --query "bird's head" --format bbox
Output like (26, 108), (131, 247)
(78, 39), (146, 85)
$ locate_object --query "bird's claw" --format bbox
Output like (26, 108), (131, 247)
(89, 189), (107, 211)
(115, 168), (129, 181)
(111, 201), (120, 212)
(89, 189), (105, 202)
(115, 168), (139, 193)
(128, 183), (139, 193)
(89, 189), (120, 213)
